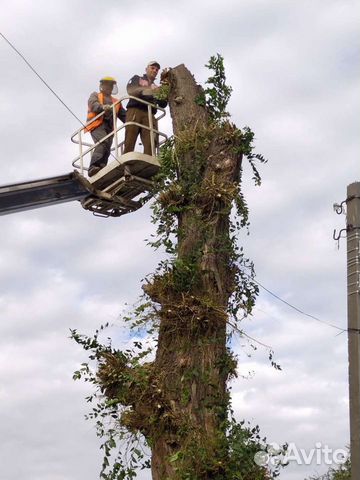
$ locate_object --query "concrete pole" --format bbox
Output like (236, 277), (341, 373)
(347, 182), (360, 480)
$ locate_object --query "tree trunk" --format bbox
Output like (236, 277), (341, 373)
(144, 64), (242, 479)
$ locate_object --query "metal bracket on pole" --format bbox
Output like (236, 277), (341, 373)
(334, 200), (347, 215)
(333, 228), (347, 249)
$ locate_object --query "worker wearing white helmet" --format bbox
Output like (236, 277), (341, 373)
(86, 77), (126, 177)
(124, 61), (167, 156)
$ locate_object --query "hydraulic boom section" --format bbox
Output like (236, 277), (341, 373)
(0, 173), (88, 216)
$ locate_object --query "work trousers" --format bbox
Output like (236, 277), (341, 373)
(123, 108), (158, 156)
(90, 123), (113, 168)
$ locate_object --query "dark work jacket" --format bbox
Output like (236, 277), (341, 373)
(126, 74), (167, 114)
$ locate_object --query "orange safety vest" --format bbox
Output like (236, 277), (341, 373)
(85, 92), (122, 132)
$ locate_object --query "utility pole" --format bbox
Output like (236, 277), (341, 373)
(347, 182), (360, 480)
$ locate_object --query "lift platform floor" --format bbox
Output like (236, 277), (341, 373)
(80, 152), (160, 217)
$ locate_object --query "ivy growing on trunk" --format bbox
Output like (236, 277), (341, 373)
(72, 55), (285, 480)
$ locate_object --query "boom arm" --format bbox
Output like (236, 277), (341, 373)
(0, 173), (88, 216)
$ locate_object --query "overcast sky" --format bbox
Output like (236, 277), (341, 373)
(0, 1), (359, 479)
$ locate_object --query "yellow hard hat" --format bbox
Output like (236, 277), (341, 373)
(99, 76), (118, 95)
(100, 76), (117, 83)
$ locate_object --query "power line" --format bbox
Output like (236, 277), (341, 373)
(242, 270), (346, 333)
(0, 31), (118, 163)
(0, 31), (84, 126)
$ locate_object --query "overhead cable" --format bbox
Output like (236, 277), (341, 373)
(0, 31), (84, 126)
(242, 271), (346, 333)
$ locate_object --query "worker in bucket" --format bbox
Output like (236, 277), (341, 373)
(85, 77), (126, 177)
(123, 61), (167, 156)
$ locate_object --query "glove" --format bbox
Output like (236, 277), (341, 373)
(103, 104), (112, 111)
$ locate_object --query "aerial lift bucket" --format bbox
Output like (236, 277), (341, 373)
(0, 96), (167, 218)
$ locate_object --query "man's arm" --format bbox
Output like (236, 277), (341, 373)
(127, 75), (155, 103)
(118, 104), (127, 123)
(88, 92), (104, 113)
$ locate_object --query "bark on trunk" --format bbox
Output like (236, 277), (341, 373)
(145, 64), (243, 479)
